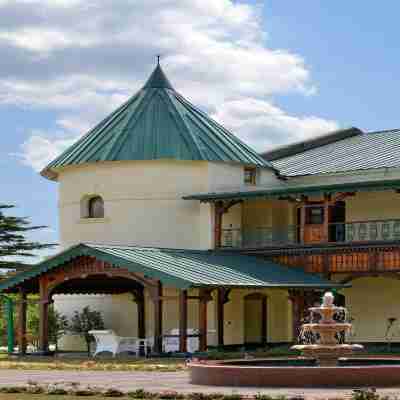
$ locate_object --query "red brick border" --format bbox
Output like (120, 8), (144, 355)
(189, 362), (400, 387)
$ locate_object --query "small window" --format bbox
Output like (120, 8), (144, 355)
(88, 196), (104, 218)
(244, 167), (257, 185)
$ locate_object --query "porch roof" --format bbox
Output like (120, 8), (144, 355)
(182, 177), (400, 202)
(0, 243), (346, 292)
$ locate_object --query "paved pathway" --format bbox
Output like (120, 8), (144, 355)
(1, 370), (400, 398)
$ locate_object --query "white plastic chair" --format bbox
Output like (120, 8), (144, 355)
(89, 330), (137, 357)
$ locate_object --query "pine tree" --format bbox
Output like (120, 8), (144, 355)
(0, 204), (56, 270)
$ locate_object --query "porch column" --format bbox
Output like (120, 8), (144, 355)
(289, 290), (305, 341)
(152, 282), (163, 353)
(39, 278), (49, 353)
(17, 288), (27, 355)
(323, 193), (330, 242)
(179, 290), (188, 353)
(132, 289), (145, 339)
(217, 288), (225, 347)
(214, 201), (224, 248)
(138, 297), (145, 339)
(299, 205), (306, 244)
(198, 289), (212, 352)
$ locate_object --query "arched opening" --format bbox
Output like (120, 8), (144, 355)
(45, 272), (148, 353)
(244, 293), (267, 345)
(81, 195), (104, 219)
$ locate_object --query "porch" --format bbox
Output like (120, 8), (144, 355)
(0, 244), (340, 356)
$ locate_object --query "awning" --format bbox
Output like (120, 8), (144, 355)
(183, 178), (400, 202)
(0, 243), (347, 292)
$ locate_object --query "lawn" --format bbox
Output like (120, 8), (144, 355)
(0, 354), (186, 371)
(0, 396), (126, 400)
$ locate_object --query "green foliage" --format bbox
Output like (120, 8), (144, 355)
(103, 388), (125, 397)
(0, 204), (56, 269)
(352, 389), (380, 400)
(28, 304), (69, 349)
(69, 306), (105, 355)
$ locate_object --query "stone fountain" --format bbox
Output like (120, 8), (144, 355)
(190, 291), (400, 387)
(292, 291), (363, 366)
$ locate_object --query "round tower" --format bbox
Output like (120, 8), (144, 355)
(41, 64), (276, 250)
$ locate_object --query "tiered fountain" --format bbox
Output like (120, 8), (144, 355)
(190, 292), (400, 387)
(292, 291), (363, 366)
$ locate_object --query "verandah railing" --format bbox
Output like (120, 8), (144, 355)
(221, 219), (400, 248)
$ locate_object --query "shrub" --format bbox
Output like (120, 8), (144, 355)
(0, 386), (26, 393)
(352, 389), (380, 400)
(103, 387), (126, 397)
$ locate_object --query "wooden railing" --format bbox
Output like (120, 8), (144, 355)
(221, 219), (400, 249)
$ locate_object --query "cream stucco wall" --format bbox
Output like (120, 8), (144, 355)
(341, 277), (400, 342)
(57, 160), (277, 250)
(346, 191), (400, 221)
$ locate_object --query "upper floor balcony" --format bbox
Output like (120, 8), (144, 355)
(221, 219), (400, 249)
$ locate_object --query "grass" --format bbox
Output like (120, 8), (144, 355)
(0, 354), (186, 372)
(0, 395), (130, 400)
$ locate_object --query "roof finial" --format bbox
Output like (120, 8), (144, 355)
(156, 54), (161, 65)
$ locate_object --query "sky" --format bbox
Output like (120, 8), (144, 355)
(1, 0), (400, 262)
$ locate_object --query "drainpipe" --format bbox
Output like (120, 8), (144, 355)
(0, 295), (14, 354)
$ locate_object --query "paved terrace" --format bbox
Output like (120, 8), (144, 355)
(1, 370), (400, 398)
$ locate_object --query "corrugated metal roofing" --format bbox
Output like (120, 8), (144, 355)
(41, 65), (270, 180)
(270, 129), (400, 177)
(0, 243), (343, 292)
(183, 177), (400, 201)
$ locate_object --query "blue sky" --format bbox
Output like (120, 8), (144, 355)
(1, 1), (399, 262)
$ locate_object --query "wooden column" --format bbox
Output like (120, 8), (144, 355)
(179, 290), (188, 353)
(323, 194), (330, 242)
(133, 289), (146, 339)
(153, 282), (163, 353)
(289, 290), (305, 341)
(261, 296), (267, 345)
(300, 205), (306, 244)
(39, 278), (49, 353)
(17, 288), (27, 355)
(217, 288), (225, 347)
(198, 289), (211, 352)
(214, 201), (224, 248)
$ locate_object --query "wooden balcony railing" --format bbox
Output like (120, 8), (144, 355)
(221, 219), (400, 249)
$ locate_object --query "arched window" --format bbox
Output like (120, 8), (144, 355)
(88, 196), (104, 218)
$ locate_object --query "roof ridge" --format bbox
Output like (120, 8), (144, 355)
(262, 127), (363, 162)
(366, 128), (400, 135)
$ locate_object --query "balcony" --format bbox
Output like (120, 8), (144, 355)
(221, 219), (400, 249)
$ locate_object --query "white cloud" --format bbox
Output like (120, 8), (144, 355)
(19, 132), (76, 171)
(212, 98), (339, 151)
(0, 0), (339, 170)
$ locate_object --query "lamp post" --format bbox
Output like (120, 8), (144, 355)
(1, 295), (14, 354)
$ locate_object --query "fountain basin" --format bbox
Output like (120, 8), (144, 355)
(189, 358), (400, 387)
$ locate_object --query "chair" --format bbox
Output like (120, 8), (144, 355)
(89, 330), (137, 357)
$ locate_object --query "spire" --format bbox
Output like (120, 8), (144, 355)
(143, 59), (174, 90)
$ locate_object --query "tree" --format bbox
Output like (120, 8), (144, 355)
(28, 304), (69, 352)
(70, 307), (105, 355)
(0, 204), (56, 269)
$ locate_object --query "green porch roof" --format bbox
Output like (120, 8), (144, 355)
(0, 243), (344, 292)
(41, 64), (270, 180)
(183, 177), (400, 202)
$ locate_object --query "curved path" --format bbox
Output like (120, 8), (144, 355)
(0, 369), (400, 398)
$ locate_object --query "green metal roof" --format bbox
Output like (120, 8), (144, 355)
(41, 65), (270, 180)
(183, 177), (400, 202)
(0, 243), (344, 292)
(267, 128), (400, 177)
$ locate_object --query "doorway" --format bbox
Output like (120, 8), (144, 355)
(244, 293), (267, 345)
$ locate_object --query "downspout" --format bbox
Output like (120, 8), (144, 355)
(0, 295), (14, 354)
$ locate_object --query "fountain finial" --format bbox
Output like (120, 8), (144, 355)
(322, 291), (335, 307)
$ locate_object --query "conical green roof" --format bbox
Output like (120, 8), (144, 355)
(42, 64), (271, 180)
